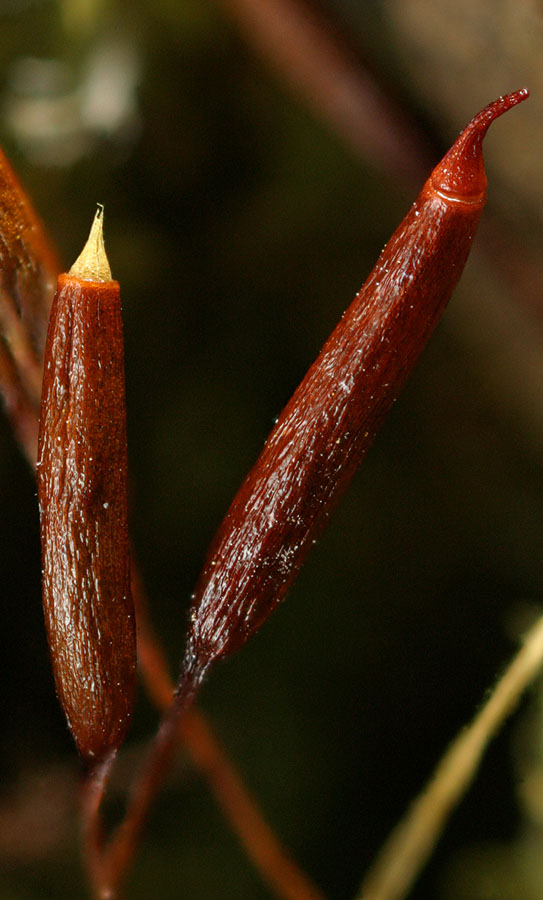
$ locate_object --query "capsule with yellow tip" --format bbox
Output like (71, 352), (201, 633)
(37, 207), (136, 763)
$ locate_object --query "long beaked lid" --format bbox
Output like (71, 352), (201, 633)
(429, 89), (529, 202)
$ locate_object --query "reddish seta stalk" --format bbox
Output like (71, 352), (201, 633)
(181, 89), (528, 680)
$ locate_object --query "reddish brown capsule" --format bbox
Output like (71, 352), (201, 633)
(183, 90), (529, 677)
(0, 146), (60, 352)
(37, 209), (136, 763)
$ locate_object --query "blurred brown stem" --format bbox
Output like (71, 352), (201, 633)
(215, 0), (431, 184)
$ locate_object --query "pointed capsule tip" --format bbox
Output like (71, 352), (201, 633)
(471, 88), (529, 136)
(429, 89), (529, 203)
(69, 204), (113, 283)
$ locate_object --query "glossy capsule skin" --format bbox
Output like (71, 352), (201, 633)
(37, 211), (136, 763)
(183, 90), (529, 676)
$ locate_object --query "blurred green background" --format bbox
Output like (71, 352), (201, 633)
(0, 1), (542, 898)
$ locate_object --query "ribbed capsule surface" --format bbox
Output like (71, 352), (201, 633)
(184, 90), (528, 673)
(37, 271), (136, 763)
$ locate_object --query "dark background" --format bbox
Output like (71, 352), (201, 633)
(0, 1), (542, 898)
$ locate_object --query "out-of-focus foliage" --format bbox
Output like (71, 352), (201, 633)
(0, 1), (541, 898)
